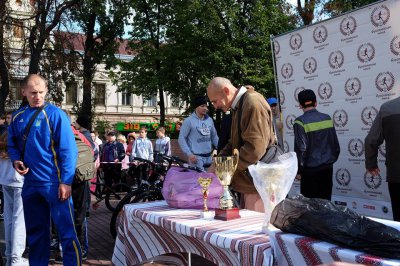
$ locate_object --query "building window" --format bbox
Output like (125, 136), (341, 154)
(10, 79), (23, 100)
(65, 82), (78, 104)
(94, 83), (106, 106)
(144, 95), (157, 107)
(121, 90), (132, 106)
(13, 21), (24, 39)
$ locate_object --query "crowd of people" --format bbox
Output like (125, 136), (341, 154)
(0, 74), (398, 266)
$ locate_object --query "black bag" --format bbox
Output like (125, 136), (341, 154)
(271, 195), (400, 259)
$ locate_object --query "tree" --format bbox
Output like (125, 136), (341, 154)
(27, 0), (80, 74)
(112, 0), (173, 126)
(115, 0), (296, 125)
(65, 0), (131, 126)
(323, 0), (378, 17)
(0, 0), (10, 116)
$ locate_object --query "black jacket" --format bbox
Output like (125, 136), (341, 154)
(294, 109), (340, 174)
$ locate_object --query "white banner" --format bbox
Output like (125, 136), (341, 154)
(272, 0), (400, 219)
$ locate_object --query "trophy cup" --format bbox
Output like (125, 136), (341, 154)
(213, 149), (240, 221)
(198, 176), (214, 219)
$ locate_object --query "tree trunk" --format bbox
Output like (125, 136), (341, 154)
(158, 85), (165, 126)
(0, 0), (9, 116)
(81, 13), (97, 128)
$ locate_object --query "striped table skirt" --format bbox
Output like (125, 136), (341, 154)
(112, 201), (272, 266)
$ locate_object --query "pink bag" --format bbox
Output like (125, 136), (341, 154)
(162, 167), (223, 209)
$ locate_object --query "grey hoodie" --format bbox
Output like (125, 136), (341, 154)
(178, 112), (219, 157)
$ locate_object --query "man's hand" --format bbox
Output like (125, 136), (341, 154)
(58, 184), (72, 201)
(13, 160), (29, 175)
(188, 154), (198, 164)
(367, 167), (380, 176)
(295, 174), (301, 180)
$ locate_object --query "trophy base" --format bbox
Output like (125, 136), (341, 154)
(200, 211), (215, 219)
(214, 208), (241, 221)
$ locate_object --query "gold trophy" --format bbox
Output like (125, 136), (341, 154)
(198, 176), (214, 218)
(212, 149), (240, 221)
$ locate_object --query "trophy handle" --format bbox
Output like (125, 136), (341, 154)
(232, 148), (239, 169)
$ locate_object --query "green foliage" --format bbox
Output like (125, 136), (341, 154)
(323, 0), (378, 17)
(114, 0), (296, 115)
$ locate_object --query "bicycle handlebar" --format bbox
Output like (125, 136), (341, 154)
(154, 153), (205, 173)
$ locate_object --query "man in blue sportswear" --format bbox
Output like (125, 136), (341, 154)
(178, 95), (219, 170)
(7, 74), (82, 266)
(293, 89), (340, 201)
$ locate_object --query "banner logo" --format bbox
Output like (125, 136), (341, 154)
(281, 63), (293, 79)
(274, 40), (280, 55)
(285, 115), (296, 131)
(390, 35), (400, 56)
(340, 16), (357, 36)
(361, 106), (378, 126)
(279, 90), (285, 105)
(370, 5), (390, 27)
(364, 171), (382, 189)
(379, 143), (386, 158)
(294, 87), (305, 103)
(375, 72), (395, 92)
(303, 57), (317, 74)
(348, 138), (364, 157)
(357, 43), (375, 63)
(329, 51), (344, 69)
(289, 33), (302, 50)
(345, 78), (362, 96)
(333, 110), (348, 128)
(313, 25), (328, 43)
(318, 82), (332, 100)
(335, 168), (351, 186)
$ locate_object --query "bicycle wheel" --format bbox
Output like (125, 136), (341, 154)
(105, 183), (131, 212)
(110, 189), (142, 238)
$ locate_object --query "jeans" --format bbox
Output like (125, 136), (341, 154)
(3, 185), (26, 262)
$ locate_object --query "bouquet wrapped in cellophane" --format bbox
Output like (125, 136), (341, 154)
(248, 152), (297, 233)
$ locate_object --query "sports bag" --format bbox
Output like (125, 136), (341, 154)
(162, 167), (223, 209)
(72, 128), (95, 183)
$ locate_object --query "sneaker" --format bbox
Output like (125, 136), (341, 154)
(10, 257), (29, 266)
(0, 213), (4, 221)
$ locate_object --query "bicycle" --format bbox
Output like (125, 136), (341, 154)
(90, 165), (133, 212)
(109, 154), (204, 238)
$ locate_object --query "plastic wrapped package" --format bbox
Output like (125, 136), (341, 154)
(162, 167), (223, 209)
(248, 152), (297, 232)
(270, 195), (400, 259)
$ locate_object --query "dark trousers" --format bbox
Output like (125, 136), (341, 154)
(103, 164), (121, 189)
(388, 182), (400, 222)
(72, 181), (89, 252)
(300, 165), (333, 201)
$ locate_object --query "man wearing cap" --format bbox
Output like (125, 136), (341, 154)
(178, 95), (219, 170)
(267, 97), (284, 149)
(100, 131), (125, 190)
(294, 89), (340, 200)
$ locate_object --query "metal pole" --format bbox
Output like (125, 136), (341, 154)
(270, 34), (280, 101)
